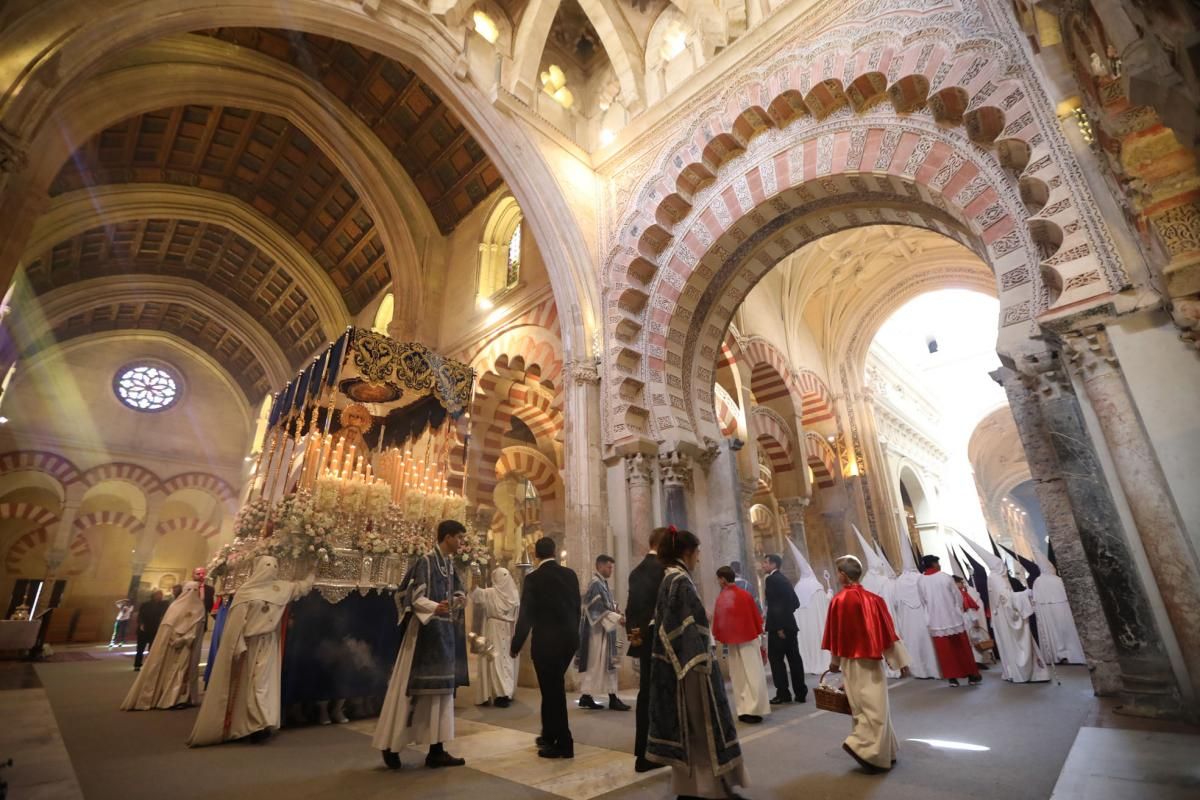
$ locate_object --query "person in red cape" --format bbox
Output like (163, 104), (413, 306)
(713, 566), (771, 724)
(917, 555), (983, 687)
(824, 555), (910, 774)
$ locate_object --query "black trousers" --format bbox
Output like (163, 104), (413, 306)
(134, 628), (155, 669)
(767, 628), (807, 700)
(533, 645), (575, 747)
(634, 646), (652, 759)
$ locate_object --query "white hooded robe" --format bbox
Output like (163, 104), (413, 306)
(785, 538), (829, 675)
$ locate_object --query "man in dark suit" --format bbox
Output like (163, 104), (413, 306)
(512, 536), (580, 759)
(624, 527), (669, 773)
(762, 553), (807, 703)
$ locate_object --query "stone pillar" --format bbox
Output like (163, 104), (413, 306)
(777, 496), (809, 553)
(625, 451), (655, 559)
(1064, 328), (1200, 708)
(562, 357), (605, 576)
(997, 360), (1179, 713)
(129, 502), (163, 599)
(659, 449), (692, 530)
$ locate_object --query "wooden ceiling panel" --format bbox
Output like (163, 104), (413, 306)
(25, 219), (321, 376)
(52, 105), (389, 313)
(197, 28), (502, 234)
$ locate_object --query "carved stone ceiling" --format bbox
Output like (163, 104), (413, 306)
(967, 405), (1031, 503)
(197, 28), (504, 232)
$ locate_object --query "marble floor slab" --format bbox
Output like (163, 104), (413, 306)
(0, 684), (84, 800)
(1050, 726), (1200, 800)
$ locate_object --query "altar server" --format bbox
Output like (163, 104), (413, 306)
(824, 555), (910, 774)
(714, 566), (770, 723)
(962, 537), (1049, 683)
(122, 581), (206, 710)
(471, 567), (520, 707)
(647, 529), (749, 798)
(786, 538), (830, 676)
(891, 545), (941, 679)
(1029, 551), (1085, 665)
(577, 554), (629, 710)
(375, 520), (470, 769)
(188, 557), (313, 746)
(917, 555), (980, 687)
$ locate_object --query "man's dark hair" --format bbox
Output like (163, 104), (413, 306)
(920, 554), (940, 571)
(716, 566), (736, 584)
(596, 554), (615, 567)
(766, 553), (783, 569)
(437, 519), (467, 542)
(534, 536), (557, 560)
(649, 527), (669, 550)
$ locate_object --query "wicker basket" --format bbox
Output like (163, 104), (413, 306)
(814, 670), (852, 715)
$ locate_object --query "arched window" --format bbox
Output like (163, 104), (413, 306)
(478, 196), (523, 303)
(372, 292), (394, 335)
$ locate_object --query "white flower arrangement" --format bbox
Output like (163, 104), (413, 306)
(458, 527), (493, 569)
(233, 498), (270, 540)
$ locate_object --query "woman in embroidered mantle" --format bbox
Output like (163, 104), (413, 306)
(647, 529), (748, 800)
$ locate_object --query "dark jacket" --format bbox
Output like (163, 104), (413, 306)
(137, 598), (170, 636)
(511, 560), (580, 659)
(764, 569), (799, 633)
(625, 553), (666, 659)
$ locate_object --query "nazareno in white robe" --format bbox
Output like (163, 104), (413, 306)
(121, 581), (206, 710)
(1031, 573), (1086, 665)
(188, 557), (312, 746)
(891, 571), (941, 679)
(471, 567), (520, 702)
(991, 584), (1050, 683)
(786, 538), (829, 675)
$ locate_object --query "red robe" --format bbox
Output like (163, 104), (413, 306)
(822, 583), (899, 660)
(712, 585), (764, 646)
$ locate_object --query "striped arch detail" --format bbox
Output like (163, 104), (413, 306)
(157, 517), (222, 539)
(494, 446), (559, 501)
(796, 370), (835, 424)
(0, 450), (82, 487)
(751, 407), (795, 473)
(713, 383), (740, 438)
(0, 502), (60, 528)
(4, 528), (90, 576)
(81, 462), (163, 496)
(804, 432), (838, 489)
(161, 472), (239, 506)
(743, 338), (798, 410)
(74, 511), (144, 534)
(464, 317), (564, 390)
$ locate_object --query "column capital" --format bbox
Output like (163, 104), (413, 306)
(1063, 326), (1119, 378)
(658, 449), (692, 489)
(624, 451), (653, 487)
(565, 357), (601, 386)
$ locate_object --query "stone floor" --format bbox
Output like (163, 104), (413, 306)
(5, 646), (1197, 800)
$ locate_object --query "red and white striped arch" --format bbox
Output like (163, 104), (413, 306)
(804, 432), (838, 489)
(73, 510), (144, 535)
(157, 516), (223, 539)
(494, 446), (560, 502)
(750, 406), (795, 473)
(5, 528), (90, 576)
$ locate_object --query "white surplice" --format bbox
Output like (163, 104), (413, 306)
(121, 581), (205, 710)
(726, 639), (771, 718)
(579, 575), (622, 697)
(373, 595), (456, 750)
(471, 567), (520, 703)
(891, 571), (940, 679)
(1031, 574), (1086, 665)
(188, 558), (312, 746)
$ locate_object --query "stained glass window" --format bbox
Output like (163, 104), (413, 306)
(115, 364), (179, 411)
(506, 223), (521, 289)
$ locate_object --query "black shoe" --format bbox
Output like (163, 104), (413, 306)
(425, 750), (466, 768)
(382, 749), (402, 770)
(536, 735), (549, 747)
(738, 714), (763, 724)
(635, 757), (667, 772)
(538, 744), (574, 759)
(578, 695), (604, 709)
(608, 695), (631, 711)
(770, 695), (792, 705)
(494, 696), (511, 708)
(843, 742), (886, 774)
(948, 678), (960, 687)
(968, 675), (982, 686)
(795, 691), (808, 704)
(247, 729), (271, 744)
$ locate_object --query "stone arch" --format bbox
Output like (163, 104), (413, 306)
(795, 369), (835, 426)
(73, 510), (145, 535)
(477, 194), (525, 301)
(4, 527), (91, 577)
(160, 472), (239, 514)
(741, 336), (803, 423)
(804, 432), (838, 490)
(495, 446), (560, 502)
(0, 502), (60, 529)
(0, 451), (82, 495)
(156, 516), (223, 539)
(713, 383), (740, 438)
(81, 463), (163, 499)
(897, 462), (934, 525)
(0, 1), (596, 359)
(750, 406), (795, 473)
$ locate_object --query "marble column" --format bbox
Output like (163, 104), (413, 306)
(659, 449), (692, 530)
(777, 496), (810, 553)
(562, 358), (606, 576)
(1065, 328), (1200, 708)
(625, 451), (655, 559)
(997, 361), (1179, 713)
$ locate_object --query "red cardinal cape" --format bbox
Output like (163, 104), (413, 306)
(822, 583), (900, 660)
(712, 584), (764, 646)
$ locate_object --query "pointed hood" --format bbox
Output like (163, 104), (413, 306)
(852, 524), (890, 577)
(899, 534), (920, 574)
(874, 540), (898, 579)
(786, 536), (824, 608)
(960, 533), (1004, 574)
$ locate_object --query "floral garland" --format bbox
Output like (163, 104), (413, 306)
(269, 491), (335, 560)
(458, 527), (492, 569)
(232, 498), (270, 540)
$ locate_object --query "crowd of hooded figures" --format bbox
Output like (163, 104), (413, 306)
(117, 517), (1084, 800)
